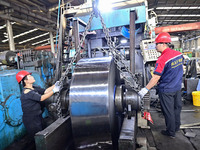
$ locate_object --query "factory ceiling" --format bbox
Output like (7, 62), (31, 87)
(148, 0), (200, 38)
(0, 0), (199, 52)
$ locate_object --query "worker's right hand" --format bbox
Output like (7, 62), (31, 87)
(53, 84), (61, 93)
(138, 87), (149, 98)
(55, 81), (60, 86)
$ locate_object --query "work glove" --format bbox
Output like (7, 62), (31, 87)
(138, 87), (149, 98)
(55, 81), (61, 86)
(53, 81), (61, 93)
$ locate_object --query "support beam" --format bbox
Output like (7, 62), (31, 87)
(6, 20), (15, 51)
(155, 22), (200, 34)
(0, 0), (56, 24)
(130, 10), (136, 74)
(87, 39), (91, 58)
(0, 14), (55, 32)
(73, 20), (80, 62)
(0, 0), (11, 7)
(195, 38), (198, 50)
(13, 6), (56, 24)
(118, 116), (137, 150)
(55, 14), (65, 80)
(49, 32), (55, 54)
(64, 0), (145, 17)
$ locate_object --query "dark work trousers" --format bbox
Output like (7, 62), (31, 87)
(159, 90), (182, 136)
(23, 113), (44, 139)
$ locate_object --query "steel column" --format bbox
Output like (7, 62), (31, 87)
(130, 10), (136, 73)
(49, 32), (55, 54)
(87, 39), (92, 58)
(55, 14), (65, 80)
(6, 20), (15, 51)
(118, 115), (137, 150)
(189, 40), (192, 51)
(195, 38), (198, 50)
(73, 20), (80, 62)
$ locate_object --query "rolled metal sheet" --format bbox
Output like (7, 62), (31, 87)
(69, 57), (119, 147)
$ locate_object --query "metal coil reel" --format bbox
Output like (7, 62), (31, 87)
(69, 57), (120, 147)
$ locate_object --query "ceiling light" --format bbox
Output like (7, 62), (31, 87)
(2, 28), (39, 43)
(0, 22), (16, 30)
(41, 40), (56, 46)
(41, 43), (49, 46)
(32, 39), (50, 46)
(171, 37), (179, 42)
(32, 36), (56, 45)
(120, 39), (127, 44)
(98, 0), (113, 13)
(19, 32), (49, 44)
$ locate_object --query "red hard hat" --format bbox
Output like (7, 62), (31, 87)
(16, 70), (31, 83)
(155, 32), (171, 43)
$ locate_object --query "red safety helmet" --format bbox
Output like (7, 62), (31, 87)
(155, 32), (171, 44)
(16, 70), (31, 83)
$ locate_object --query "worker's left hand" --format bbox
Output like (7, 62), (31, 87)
(138, 87), (149, 98)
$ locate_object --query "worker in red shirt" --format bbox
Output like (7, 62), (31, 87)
(139, 32), (184, 138)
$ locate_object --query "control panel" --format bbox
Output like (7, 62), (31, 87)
(140, 39), (161, 62)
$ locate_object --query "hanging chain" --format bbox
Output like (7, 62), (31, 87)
(60, 12), (95, 84)
(56, 9), (145, 117)
(55, 12), (95, 117)
(98, 11), (144, 114)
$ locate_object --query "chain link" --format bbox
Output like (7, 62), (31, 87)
(56, 9), (145, 117)
(55, 12), (95, 117)
(98, 11), (144, 114)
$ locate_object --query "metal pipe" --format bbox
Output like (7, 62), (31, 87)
(73, 20), (80, 62)
(155, 22), (200, 34)
(6, 20), (15, 51)
(35, 44), (57, 50)
(55, 14), (65, 80)
(130, 10), (136, 73)
(87, 39), (92, 58)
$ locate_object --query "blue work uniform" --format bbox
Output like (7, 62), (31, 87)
(154, 48), (183, 136)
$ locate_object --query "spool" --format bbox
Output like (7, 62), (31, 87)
(69, 57), (120, 147)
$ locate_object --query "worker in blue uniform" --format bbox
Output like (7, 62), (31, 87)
(138, 32), (184, 138)
(16, 70), (61, 139)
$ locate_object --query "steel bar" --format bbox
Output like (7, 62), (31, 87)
(35, 116), (72, 150)
(118, 115), (137, 150)
(130, 10), (136, 73)
(155, 22), (200, 34)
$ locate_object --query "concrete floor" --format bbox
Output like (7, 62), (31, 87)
(6, 100), (200, 150)
(138, 100), (200, 150)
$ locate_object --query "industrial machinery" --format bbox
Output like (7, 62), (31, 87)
(35, 0), (151, 150)
(0, 49), (54, 150)
(0, 0), (152, 149)
(0, 70), (46, 150)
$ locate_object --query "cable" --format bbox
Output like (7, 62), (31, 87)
(55, 0), (61, 54)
